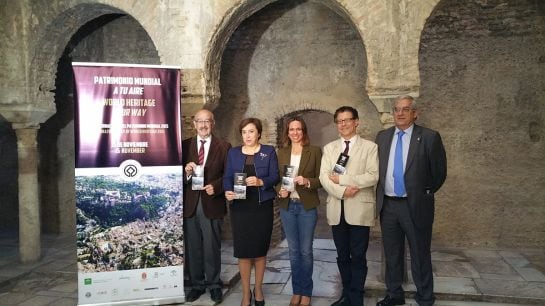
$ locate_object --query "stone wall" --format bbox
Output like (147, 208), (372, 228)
(419, 0), (545, 247)
(38, 14), (160, 233)
(214, 0), (382, 143)
(1, 0), (544, 249)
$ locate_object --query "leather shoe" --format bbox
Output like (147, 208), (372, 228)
(376, 295), (405, 306)
(210, 288), (223, 303)
(253, 288), (265, 306)
(186, 288), (205, 302)
(331, 295), (349, 306)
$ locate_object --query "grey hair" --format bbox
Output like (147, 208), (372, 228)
(393, 95), (418, 110)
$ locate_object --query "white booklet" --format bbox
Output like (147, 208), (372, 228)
(333, 153), (349, 175)
(233, 172), (247, 199)
(281, 165), (296, 192)
(191, 165), (204, 190)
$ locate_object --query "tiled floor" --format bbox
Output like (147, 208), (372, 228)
(1, 232), (544, 305)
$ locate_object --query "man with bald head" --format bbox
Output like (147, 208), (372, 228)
(182, 109), (231, 303)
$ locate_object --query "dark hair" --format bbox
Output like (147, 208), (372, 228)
(281, 116), (310, 147)
(334, 106), (359, 122)
(239, 117), (262, 140)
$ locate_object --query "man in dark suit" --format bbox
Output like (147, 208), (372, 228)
(182, 109), (231, 304)
(375, 95), (447, 306)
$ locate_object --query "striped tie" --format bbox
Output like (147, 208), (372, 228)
(198, 140), (206, 165)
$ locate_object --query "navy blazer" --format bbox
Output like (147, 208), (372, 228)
(223, 144), (280, 203)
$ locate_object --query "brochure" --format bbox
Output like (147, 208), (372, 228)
(233, 172), (247, 199)
(333, 153), (349, 175)
(191, 165), (204, 190)
(281, 165), (296, 192)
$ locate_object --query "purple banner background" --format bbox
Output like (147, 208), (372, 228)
(73, 65), (181, 168)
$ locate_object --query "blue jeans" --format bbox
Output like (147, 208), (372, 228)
(280, 199), (317, 297)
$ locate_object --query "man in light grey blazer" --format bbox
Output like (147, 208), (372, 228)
(375, 95), (447, 306)
(320, 106), (379, 306)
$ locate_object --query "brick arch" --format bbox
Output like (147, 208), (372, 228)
(271, 106), (327, 142)
(266, 102), (376, 144)
(203, 0), (370, 111)
(273, 107), (335, 144)
(243, 102), (330, 145)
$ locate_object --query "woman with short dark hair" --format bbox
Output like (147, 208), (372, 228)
(224, 117), (279, 306)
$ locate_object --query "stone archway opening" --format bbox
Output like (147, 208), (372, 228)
(211, 0), (383, 243)
(212, 0), (381, 143)
(38, 12), (161, 235)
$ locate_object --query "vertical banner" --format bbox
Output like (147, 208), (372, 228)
(72, 63), (184, 306)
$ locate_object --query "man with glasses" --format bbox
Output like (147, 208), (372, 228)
(375, 95), (447, 306)
(182, 109), (231, 304)
(320, 106), (379, 306)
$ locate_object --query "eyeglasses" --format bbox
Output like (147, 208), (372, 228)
(335, 118), (355, 125)
(392, 107), (414, 114)
(194, 119), (212, 125)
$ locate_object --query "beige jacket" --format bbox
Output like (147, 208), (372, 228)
(319, 136), (379, 226)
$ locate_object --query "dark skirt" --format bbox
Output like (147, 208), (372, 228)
(230, 198), (273, 258)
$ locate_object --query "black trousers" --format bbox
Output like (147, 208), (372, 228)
(184, 196), (223, 290)
(380, 196), (434, 306)
(331, 201), (370, 306)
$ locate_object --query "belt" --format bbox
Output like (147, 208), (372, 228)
(290, 197), (301, 202)
(384, 195), (407, 201)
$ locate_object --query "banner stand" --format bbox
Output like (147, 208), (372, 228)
(73, 62), (184, 306)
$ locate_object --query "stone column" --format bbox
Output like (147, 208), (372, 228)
(15, 127), (41, 262)
(369, 94), (398, 128)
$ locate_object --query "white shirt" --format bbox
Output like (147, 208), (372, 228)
(289, 154), (301, 199)
(385, 125), (413, 197)
(341, 135), (358, 155)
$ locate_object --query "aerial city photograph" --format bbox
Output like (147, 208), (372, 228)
(75, 174), (184, 273)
